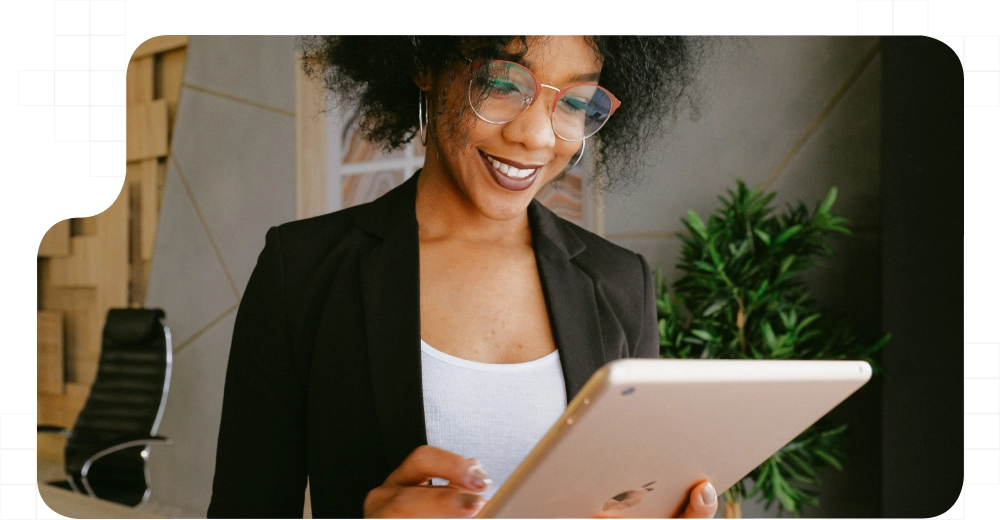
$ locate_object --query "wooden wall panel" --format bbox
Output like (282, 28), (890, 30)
(42, 287), (100, 385)
(37, 311), (65, 396)
(126, 100), (169, 162)
(38, 392), (69, 463)
(38, 220), (70, 257)
(95, 188), (130, 312)
(38, 395), (68, 427)
(127, 56), (154, 105)
(161, 47), (188, 124)
(132, 35), (190, 60)
(139, 160), (160, 261)
(70, 216), (98, 236)
(45, 237), (97, 287)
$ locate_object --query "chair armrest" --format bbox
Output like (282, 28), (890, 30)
(37, 425), (72, 436)
(80, 436), (171, 497)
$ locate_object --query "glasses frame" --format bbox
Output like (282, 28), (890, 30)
(465, 59), (622, 142)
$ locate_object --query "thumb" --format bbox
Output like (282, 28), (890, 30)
(681, 481), (718, 518)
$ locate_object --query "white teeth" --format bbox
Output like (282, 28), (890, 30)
(486, 154), (536, 179)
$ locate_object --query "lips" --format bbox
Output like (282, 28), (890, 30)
(479, 151), (541, 192)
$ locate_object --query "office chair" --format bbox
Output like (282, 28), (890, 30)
(38, 308), (173, 508)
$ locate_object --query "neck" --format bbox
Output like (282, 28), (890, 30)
(415, 150), (532, 247)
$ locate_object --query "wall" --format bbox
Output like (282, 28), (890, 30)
(143, 36), (298, 517)
(601, 37), (883, 517)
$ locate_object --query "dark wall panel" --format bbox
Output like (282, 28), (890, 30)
(880, 36), (964, 518)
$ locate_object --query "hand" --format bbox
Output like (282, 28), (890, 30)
(364, 445), (491, 518)
(679, 481), (718, 518)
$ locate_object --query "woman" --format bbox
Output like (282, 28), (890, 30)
(208, 36), (716, 519)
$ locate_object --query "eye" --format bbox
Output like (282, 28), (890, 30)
(484, 75), (529, 99)
(559, 95), (591, 112)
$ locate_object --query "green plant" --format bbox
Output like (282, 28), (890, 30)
(656, 180), (889, 517)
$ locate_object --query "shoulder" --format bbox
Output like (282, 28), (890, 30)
(268, 204), (369, 253)
(539, 206), (657, 358)
(265, 173), (418, 265)
(543, 208), (650, 293)
(249, 202), (382, 297)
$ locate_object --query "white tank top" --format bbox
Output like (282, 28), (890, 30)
(420, 339), (567, 499)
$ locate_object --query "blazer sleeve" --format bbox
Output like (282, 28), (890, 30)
(208, 227), (308, 518)
(634, 253), (660, 359)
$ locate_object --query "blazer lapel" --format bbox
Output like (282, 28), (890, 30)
(355, 174), (427, 472)
(352, 174), (607, 472)
(528, 201), (606, 401)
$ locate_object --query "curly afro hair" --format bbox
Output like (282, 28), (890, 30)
(298, 36), (704, 192)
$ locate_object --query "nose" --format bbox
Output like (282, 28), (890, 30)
(502, 91), (558, 151)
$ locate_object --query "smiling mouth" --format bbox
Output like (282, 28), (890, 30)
(479, 151), (541, 192)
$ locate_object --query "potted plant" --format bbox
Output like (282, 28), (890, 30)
(656, 181), (888, 517)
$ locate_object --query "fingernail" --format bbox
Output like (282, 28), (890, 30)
(701, 482), (717, 506)
(459, 493), (486, 510)
(467, 462), (491, 489)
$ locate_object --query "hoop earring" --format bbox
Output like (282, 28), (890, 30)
(418, 91), (428, 146)
(563, 139), (585, 173)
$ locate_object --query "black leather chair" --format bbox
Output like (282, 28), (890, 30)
(38, 308), (173, 508)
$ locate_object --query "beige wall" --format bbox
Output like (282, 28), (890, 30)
(143, 36), (298, 517)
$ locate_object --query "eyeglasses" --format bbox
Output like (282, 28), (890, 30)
(466, 59), (621, 142)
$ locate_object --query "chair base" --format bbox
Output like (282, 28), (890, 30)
(45, 480), (148, 508)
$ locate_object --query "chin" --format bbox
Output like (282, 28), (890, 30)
(473, 192), (537, 221)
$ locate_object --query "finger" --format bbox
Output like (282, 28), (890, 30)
(374, 485), (486, 518)
(385, 445), (491, 492)
(680, 481), (718, 519)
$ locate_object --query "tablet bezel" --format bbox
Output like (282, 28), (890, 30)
(478, 358), (872, 518)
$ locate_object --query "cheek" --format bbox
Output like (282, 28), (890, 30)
(558, 140), (584, 168)
(431, 84), (480, 151)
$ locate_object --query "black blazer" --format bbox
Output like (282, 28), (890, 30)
(207, 171), (658, 518)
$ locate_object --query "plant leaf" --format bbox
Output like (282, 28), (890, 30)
(703, 299), (728, 316)
(691, 329), (714, 342)
(687, 210), (708, 240)
(814, 449), (843, 471)
(818, 186), (838, 215)
(754, 228), (772, 245)
(774, 224), (803, 246)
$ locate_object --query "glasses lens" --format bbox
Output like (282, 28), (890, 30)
(469, 61), (537, 124)
(552, 85), (614, 141)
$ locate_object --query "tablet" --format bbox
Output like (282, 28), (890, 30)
(477, 359), (872, 518)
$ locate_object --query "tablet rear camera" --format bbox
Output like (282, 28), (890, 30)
(622, 387), (635, 396)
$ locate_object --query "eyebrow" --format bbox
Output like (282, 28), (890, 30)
(519, 57), (602, 84)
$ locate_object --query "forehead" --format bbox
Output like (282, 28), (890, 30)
(514, 36), (603, 84)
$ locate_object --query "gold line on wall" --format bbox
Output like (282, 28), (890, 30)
(762, 40), (882, 191)
(181, 83), (297, 118)
(173, 303), (240, 355)
(169, 155), (243, 300)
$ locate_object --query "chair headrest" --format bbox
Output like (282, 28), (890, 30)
(104, 308), (166, 344)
